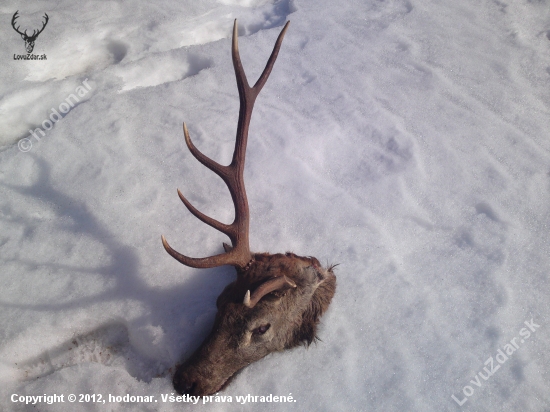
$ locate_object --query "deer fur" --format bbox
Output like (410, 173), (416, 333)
(172, 253), (336, 396)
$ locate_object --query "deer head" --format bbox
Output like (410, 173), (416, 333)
(162, 20), (336, 396)
(11, 11), (49, 54)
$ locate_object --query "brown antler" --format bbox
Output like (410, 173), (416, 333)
(162, 19), (290, 270)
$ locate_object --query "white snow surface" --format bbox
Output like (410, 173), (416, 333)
(1, 0), (550, 410)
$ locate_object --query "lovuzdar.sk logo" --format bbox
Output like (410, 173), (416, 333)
(11, 10), (48, 60)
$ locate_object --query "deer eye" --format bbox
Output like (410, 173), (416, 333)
(252, 324), (271, 336)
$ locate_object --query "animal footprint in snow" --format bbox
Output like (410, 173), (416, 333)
(17, 322), (130, 381)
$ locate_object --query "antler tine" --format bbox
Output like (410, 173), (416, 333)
(177, 189), (231, 235)
(162, 235), (248, 269)
(252, 21), (290, 92)
(162, 20), (289, 271)
(182, 122), (228, 180)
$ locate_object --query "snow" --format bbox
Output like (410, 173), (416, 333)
(1, 0), (550, 410)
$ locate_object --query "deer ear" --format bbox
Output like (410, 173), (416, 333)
(20, 34), (25, 39)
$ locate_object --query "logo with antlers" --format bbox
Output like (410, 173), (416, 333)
(11, 11), (49, 54)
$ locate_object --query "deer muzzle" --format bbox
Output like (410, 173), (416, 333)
(172, 331), (248, 396)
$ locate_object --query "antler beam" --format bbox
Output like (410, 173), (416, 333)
(162, 19), (290, 270)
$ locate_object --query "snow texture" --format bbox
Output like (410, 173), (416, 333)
(1, 0), (550, 410)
